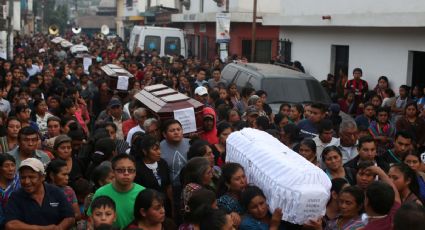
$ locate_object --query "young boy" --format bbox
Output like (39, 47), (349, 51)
(88, 154), (144, 229)
(90, 196), (117, 229)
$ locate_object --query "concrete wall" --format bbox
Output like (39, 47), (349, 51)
(182, 0), (281, 14)
(150, 0), (176, 8)
(280, 0), (425, 16)
(280, 27), (425, 89)
(124, 0), (146, 16)
(230, 0), (280, 13)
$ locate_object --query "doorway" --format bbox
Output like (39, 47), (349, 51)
(410, 51), (425, 87)
(331, 45), (349, 81)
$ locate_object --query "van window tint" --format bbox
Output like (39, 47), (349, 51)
(247, 76), (260, 90)
(144, 36), (161, 53)
(165, 37), (181, 55)
(262, 78), (330, 104)
(236, 71), (252, 89)
(221, 66), (238, 82)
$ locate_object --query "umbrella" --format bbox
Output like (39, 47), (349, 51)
(70, 44), (89, 54)
(51, 37), (64, 44)
(60, 40), (73, 48)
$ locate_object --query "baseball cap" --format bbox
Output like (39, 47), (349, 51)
(53, 135), (72, 150)
(108, 98), (122, 108)
(194, 86), (208, 96)
(19, 158), (45, 175)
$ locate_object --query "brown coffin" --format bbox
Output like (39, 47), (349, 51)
(100, 64), (135, 92)
(134, 84), (204, 134)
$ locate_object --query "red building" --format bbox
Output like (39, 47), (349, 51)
(174, 21), (279, 62)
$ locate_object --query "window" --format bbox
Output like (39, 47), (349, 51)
(126, 0), (133, 7)
(144, 36), (161, 53)
(165, 37), (181, 56)
(235, 71), (252, 90)
(331, 45), (349, 76)
(262, 78), (330, 104)
(221, 65), (238, 83)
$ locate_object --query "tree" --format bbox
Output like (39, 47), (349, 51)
(44, 0), (69, 34)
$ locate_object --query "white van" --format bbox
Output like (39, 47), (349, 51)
(128, 26), (186, 57)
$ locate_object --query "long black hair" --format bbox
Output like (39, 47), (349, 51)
(133, 189), (164, 221)
(390, 163), (423, 203)
(216, 162), (245, 197)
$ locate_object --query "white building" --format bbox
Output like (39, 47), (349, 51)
(263, 0), (425, 89)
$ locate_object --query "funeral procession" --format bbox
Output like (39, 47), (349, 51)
(0, 0), (424, 229)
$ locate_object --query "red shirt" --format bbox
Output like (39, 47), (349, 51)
(122, 119), (137, 139)
(363, 202), (401, 230)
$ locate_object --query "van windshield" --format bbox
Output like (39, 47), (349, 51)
(165, 37), (181, 55)
(144, 36), (161, 53)
(263, 78), (331, 104)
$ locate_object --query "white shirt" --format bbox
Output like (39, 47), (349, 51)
(313, 136), (339, 167)
(336, 138), (359, 164)
(126, 125), (145, 146)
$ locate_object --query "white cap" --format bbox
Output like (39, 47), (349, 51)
(39, 48), (46, 53)
(194, 86), (208, 96)
(19, 158), (45, 175)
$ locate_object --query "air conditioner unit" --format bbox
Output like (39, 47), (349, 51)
(181, 0), (190, 10)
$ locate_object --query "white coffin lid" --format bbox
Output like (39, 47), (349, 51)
(226, 128), (331, 225)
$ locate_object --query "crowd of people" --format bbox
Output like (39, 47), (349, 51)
(0, 31), (424, 230)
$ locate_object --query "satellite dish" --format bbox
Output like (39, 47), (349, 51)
(101, 25), (110, 35)
(72, 27), (82, 34)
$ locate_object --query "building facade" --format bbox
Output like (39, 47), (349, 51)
(171, 0), (281, 62)
(263, 0), (425, 89)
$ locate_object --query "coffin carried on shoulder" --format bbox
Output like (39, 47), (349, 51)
(100, 64), (135, 92)
(226, 128), (331, 225)
(135, 84), (204, 134)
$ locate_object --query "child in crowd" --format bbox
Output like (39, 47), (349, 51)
(89, 196), (117, 230)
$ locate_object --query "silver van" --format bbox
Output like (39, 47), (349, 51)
(221, 63), (331, 112)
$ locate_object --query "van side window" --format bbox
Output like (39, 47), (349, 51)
(221, 66), (238, 82)
(144, 36), (161, 53)
(247, 76), (260, 89)
(165, 37), (181, 55)
(236, 71), (252, 88)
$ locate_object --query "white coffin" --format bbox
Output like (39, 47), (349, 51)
(226, 128), (331, 225)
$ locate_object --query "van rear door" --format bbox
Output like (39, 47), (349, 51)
(143, 35), (161, 54)
(165, 36), (182, 56)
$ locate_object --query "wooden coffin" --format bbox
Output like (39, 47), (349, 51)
(135, 84), (204, 134)
(100, 64), (135, 92)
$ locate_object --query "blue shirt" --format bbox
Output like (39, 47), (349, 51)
(240, 215), (286, 230)
(5, 183), (74, 226)
(297, 119), (318, 138)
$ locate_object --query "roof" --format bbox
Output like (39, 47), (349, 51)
(76, 16), (116, 29)
(232, 63), (313, 79)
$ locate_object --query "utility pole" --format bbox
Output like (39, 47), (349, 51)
(6, 0), (13, 59)
(251, 0), (257, 62)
